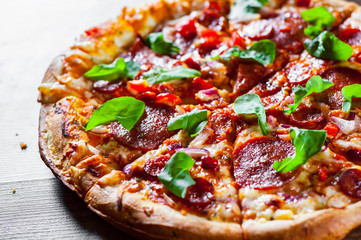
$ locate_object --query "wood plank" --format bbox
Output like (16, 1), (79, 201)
(0, 178), (135, 240)
(0, 0), (147, 183)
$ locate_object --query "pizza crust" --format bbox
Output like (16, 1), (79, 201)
(85, 174), (244, 240)
(38, 0), (361, 239)
(243, 201), (361, 240)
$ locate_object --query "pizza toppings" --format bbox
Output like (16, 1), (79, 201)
(214, 39), (276, 66)
(176, 19), (198, 41)
(142, 66), (201, 85)
(301, 6), (336, 38)
(233, 94), (269, 136)
(233, 137), (296, 189)
(273, 127), (326, 172)
(300, 6), (353, 60)
(145, 32), (180, 55)
(184, 178), (214, 207)
(200, 156), (219, 170)
(284, 75), (333, 114)
(304, 31), (353, 61)
(229, 0), (268, 21)
(168, 110), (209, 137)
(144, 155), (170, 177)
(339, 168), (361, 198)
(341, 84), (361, 112)
(109, 104), (176, 150)
(85, 97), (145, 131)
(158, 152), (195, 198)
(84, 58), (139, 81)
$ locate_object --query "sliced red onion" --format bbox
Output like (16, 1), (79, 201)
(175, 148), (210, 158)
(89, 125), (109, 135)
(201, 88), (218, 95)
(267, 115), (278, 128)
(123, 164), (133, 176)
(167, 143), (182, 152)
(331, 116), (361, 134)
(281, 124), (291, 129)
(196, 88), (219, 102)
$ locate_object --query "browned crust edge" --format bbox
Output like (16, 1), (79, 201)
(38, 0), (361, 240)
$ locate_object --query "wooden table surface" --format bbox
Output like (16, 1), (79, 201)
(1, 1), (361, 239)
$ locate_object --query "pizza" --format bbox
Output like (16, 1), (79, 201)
(38, 0), (361, 239)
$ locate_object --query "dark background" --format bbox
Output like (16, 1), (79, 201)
(0, 0), (360, 239)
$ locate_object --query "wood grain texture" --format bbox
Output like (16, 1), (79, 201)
(0, 178), (133, 240)
(0, 0), (361, 239)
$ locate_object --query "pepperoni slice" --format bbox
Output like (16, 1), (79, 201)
(317, 67), (361, 109)
(109, 104), (176, 151)
(185, 178), (214, 208)
(209, 110), (236, 143)
(322, 67), (361, 90)
(339, 169), (361, 198)
(144, 156), (170, 177)
(233, 137), (297, 189)
(290, 106), (326, 129)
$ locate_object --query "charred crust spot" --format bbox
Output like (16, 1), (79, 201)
(143, 206), (154, 217)
(61, 121), (70, 138)
(54, 102), (65, 114)
(117, 198), (122, 211)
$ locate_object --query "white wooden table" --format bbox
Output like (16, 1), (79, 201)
(0, 0), (360, 239)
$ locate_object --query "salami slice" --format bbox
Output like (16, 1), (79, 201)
(233, 137), (297, 189)
(109, 104), (176, 151)
(339, 168), (361, 198)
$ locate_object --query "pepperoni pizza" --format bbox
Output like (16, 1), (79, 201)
(38, 0), (361, 239)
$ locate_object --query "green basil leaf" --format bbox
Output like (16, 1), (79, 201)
(233, 94), (269, 136)
(125, 60), (140, 79)
(215, 40), (276, 66)
(229, 0), (269, 20)
(301, 6), (335, 33)
(146, 32), (180, 55)
(284, 76), (334, 114)
(168, 110), (209, 137)
(158, 152), (196, 198)
(143, 66), (201, 85)
(304, 31), (353, 61)
(304, 25), (323, 39)
(341, 84), (361, 113)
(84, 58), (140, 82)
(85, 97), (145, 131)
(273, 128), (326, 172)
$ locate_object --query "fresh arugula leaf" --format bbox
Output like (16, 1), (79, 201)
(341, 84), (361, 113)
(304, 31), (353, 61)
(284, 76), (334, 114)
(158, 152), (196, 198)
(146, 32), (180, 55)
(85, 97), (145, 131)
(215, 40), (276, 66)
(301, 6), (336, 38)
(168, 110), (208, 137)
(229, 0), (269, 20)
(273, 128), (326, 172)
(233, 94), (269, 136)
(143, 66), (201, 85)
(84, 58), (140, 82)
